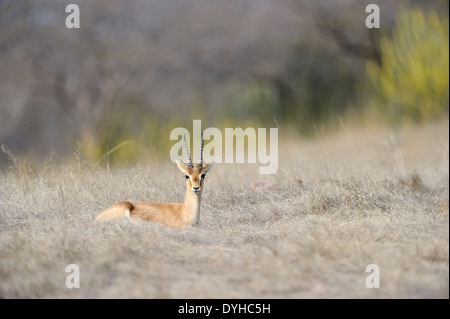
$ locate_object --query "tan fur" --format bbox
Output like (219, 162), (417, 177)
(94, 202), (134, 222)
(94, 161), (214, 228)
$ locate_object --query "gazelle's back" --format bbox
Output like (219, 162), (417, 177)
(131, 201), (184, 226)
(94, 201), (184, 227)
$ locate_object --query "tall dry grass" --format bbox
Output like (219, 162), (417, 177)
(0, 119), (448, 298)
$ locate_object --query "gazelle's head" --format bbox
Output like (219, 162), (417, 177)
(176, 133), (216, 195)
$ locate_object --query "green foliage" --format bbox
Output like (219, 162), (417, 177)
(222, 49), (357, 134)
(79, 6), (450, 165)
(366, 7), (449, 122)
(80, 110), (185, 165)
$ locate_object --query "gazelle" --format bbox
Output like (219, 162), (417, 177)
(94, 133), (216, 227)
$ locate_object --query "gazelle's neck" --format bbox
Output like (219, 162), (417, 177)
(182, 183), (202, 226)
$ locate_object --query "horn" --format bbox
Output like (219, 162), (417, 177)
(198, 132), (204, 166)
(183, 134), (193, 167)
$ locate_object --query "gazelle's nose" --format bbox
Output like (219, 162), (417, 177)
(193, 186), (200, 191)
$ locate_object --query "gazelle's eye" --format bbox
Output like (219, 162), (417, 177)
(185, 175), (189, 179)
(201, 174), (206, 179)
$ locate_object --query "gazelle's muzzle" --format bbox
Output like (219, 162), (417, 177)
(191, 186), (201, 194)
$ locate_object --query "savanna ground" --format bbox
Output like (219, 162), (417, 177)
(0, 119), (448, 298)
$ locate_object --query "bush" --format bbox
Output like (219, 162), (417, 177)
(366, 7), (449, 122)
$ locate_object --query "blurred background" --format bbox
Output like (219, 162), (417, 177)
(0, 0), (448, 165)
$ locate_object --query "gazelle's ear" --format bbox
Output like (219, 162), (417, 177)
(176, 159), (188, 174)
(203, 157), (218, 173)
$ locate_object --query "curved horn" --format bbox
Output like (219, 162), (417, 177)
(183, 134), (193, 167)
(198, 132), (204, 166)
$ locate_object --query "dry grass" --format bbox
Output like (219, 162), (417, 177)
(0, 119), (448, 298)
